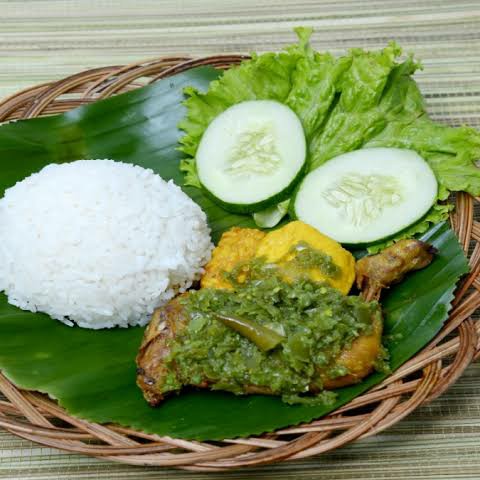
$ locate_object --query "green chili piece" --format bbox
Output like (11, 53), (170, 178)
(213, 313), (284, 352)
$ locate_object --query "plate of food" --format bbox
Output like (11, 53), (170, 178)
(0, 28), (479, 470)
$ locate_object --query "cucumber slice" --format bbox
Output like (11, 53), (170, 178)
(253, 200), (290, 228)
(293, 148), (438, 245)
(196, 100), (306, 213)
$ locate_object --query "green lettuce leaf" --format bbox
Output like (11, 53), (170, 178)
(179, 28), (480, 249)
(309, 52), (422, 169)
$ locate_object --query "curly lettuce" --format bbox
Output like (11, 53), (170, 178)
(179, 27), (480, 251)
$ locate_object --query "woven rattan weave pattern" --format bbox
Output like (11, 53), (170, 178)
(0, 56), (478, 471)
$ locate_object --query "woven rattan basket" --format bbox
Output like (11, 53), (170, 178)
(0, 56), (479, 471)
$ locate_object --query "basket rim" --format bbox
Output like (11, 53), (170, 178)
(0, 54), (479, 471)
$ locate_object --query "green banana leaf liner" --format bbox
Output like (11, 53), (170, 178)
(0, 67), (469, 440)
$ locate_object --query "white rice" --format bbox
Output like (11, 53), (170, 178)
(0, 160), (213, 329)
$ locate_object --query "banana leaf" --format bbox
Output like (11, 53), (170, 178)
(0, 68), (469, 440)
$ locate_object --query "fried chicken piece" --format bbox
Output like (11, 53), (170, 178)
(200, 227), (266, 290)
(136, 295), (190, 406)
(322, 314), (383, 389)
(136, 294), (382, 405)
(356, 239), (436, 301)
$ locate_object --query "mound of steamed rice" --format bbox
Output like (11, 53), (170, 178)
(0, 160), (213, 329)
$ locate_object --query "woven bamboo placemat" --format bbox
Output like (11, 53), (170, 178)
(0, 1), (479, 478)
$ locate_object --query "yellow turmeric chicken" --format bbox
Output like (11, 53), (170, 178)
(202, 221), (355, 294)
(201, 227), (266, 289)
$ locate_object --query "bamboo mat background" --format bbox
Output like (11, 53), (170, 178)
(1, 1), (479, 478)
